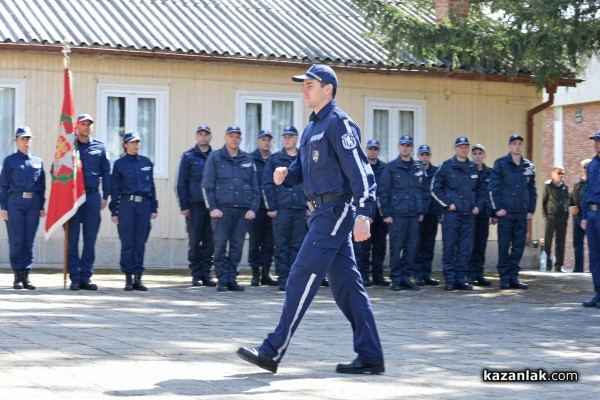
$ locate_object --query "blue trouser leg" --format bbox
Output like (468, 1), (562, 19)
(212, 207), (250, 284)
(6, 196), (40, 270)
(587, 211), (600, 294)
(186, 203), (214, 280)
(274, 209), (307, 283)
(389, 216), (418, 283)
(496, 216), (513, 280)
(441, 212), (460, 283)
(67, 207), (83, 281)
(573, 216), (585, 272)
(509, 217), (527, 279)
(455, 214), (474, 282)
(229, 208), (251, 282)
(415, 214), (438, 280)
(79, 193), (101, 281)
(117, 199), (151, 274)
(468, 216), (489, 277)
(248, 208), (274, 268)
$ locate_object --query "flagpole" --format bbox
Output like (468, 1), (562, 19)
(62, 44), (70, 290)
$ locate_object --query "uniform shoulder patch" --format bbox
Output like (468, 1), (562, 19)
(341, 132), (357, 150)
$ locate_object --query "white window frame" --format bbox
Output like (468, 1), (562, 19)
(0, 78), (27, 173)
(236, 91), (304, 153)
(97, 84), (170, 178)
(365, 98), (427, 161)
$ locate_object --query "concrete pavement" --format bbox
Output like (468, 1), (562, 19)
(0, 268), (598, 399)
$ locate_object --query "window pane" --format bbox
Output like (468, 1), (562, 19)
(271, 100), (294, 151)
(106, 96), (125, 162)
(245, 103), (261, 152)
(0, 87), (16, 161)
(137, 97), (156, 163)
(373, 109), (389, 161)
(399, 110), (414, 137)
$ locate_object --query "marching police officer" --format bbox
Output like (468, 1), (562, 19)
(262, 125), (309, 291)
(542, 166), (569, 272)
(109, 132), (158, 291)
(248, 129), (277, 286)
(201, 125), (259, 292)
(379, 135), (429, 291)
(0, 126), (45, 290)
(489, 134), (537, 290)
(569, 159), (591, 273)
(176, 125), (216, 287)
(67, 114), (111, 291)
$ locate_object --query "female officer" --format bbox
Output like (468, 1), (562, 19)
(109, 132), (158, 291)
(0, 126), (46, 290)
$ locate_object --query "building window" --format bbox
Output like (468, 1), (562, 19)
(0, 79), (26, 171)
(237, 91), (304, 153)
(97, 84), (169, 178)
(365, 98), (427, 162)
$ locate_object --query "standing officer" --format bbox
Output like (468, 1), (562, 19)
(176, 125), (216, 287)
(489, 134), (537, 290)
(0, 126), (45, 290)
(467, 144), (493, 286)
(67, 114), (111, 291)
(202, 125), (259, 292)
(248, 129), (277, 286)
(263, 125), (309, 291)
(569, 159), (591, 273)
(355, 139), (390, 287)
(431, 137), (484, 291)
(542, 166), (569, 272)
(581, 130), (600, 308)
(414, 144), (441, 286)
(379, 135), (429, 291)
(237, 64), (384, 374)
(109, 132), (158, 291)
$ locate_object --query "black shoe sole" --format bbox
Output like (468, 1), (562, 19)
(336, 365), (385, 374)
(236, 348), (277, 373)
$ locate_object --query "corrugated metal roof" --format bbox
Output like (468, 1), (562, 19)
(0, 0), (443, 69)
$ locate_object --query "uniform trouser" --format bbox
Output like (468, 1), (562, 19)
(414, 214), (438, 280)
(260, 201), (383, 365)
(68, 191), (101, 282)
(544, 216), (567, 267)
(357, 214), (388, 280)
(186, 202), (214, 280)
(496, 214), (528, 281)
(573, 216), (585, 272)
(441, 212), (474, 284)
(273, 208), (307, 284)
(468, 216), (490, 277)
(212, 207), (251, 284)
(587, 210), (600, 295)
(5, 195), (40, 271)
(117, 198), (152, 274)
(388, 216), (420, 283)
(248, 208), (274, 269)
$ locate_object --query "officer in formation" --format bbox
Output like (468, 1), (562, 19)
(0, 126), (45, 290)
(569, 158), (591, 273)
(432, 137), (484, 291)
(237, 64), (384, 375)
(414, 144), (440, 286)
(355, 139), (390, 287)
(67, 114), (111, 291)
(467, 144), (493, 286)
(262, 125), (309, 291)
(202, 125), (259, 292)
(379, 135), (428, 291)
(581, 130), (600, 308)
(248, 130), (277, 287)
(109, 132), (158, 291)
(176, 125), (216, 287)
(489, 134), (536, 290)
(542, 165), (569, 272)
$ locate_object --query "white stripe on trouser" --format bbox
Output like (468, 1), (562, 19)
(331, 202), (349, 236)
(274, 273), (317, 362)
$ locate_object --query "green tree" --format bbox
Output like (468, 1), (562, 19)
(352, 0), (600, 89)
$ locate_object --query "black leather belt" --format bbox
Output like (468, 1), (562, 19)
(120, 194), (145, 202)
(589, 204), (598, 211)
(9, 191), (34, 199)
(307, 194), (349, 212)
(85, 187), (99, 194)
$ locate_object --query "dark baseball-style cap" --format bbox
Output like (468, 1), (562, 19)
(589, 130), (600, 141)
(123, 131), (141, 142)
(257, 129), (273, 139)
(77, 113), (94, 124)
(366, 139), (380, 149)
(282, 125), (298, 136)
(509, 134), (524, 143)
(472, 143), (486, 152)
(292, 64), (339, 89)
(15, 126), (33, 138)
(417, 144), (431, 154)
(196, 125), (211, 134)
(398, 135), (414, 146)
(226, 125), (242, 135)
(455, 136), (470, 146)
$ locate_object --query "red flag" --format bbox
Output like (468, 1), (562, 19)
(45, 68), (86, 239)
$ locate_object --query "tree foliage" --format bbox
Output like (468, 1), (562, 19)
(352, 0), (600, 89)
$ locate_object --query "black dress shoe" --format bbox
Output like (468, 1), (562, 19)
(474, 276), (492, 286)
(444, 282), (455, 291)
(192, 279), (202, 287)
(372, 278), (390, 287)
(509, 279), (528, 290)
(391, 283), (402, 291)
(362, 277), (373, 287)
(217, 284), (228, 292)
(202, 277), (217, 287)
(582, 294), (600, 307)
(80, 280), (98, 291)
(415, 279), (425, 286)
(321, 278), (330, 287)
(400, 279), (420, 291)
(454, 282), (473, 290)
(336, 358), (384, 374)
(227, 282), (245, 292)
(236, 346), (278, 373)
(423, 277), (440, 286)
(69, 281), (80, 291)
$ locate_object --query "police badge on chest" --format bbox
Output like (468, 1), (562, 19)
(312, 150), (319, 162)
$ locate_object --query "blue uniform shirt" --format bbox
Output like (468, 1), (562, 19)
(109, 154), (158, 216)
(263, 149), (308, 211)
(379, 157), (429, 217)
(489, 153), (537, 215)
(176, 145), (212, 210)
(284, 100), (375, 216)
(0, 151), (45, 211)
(431, 156), (484, 215)
(78, 138), (111, 199)
(582, 154), (600, 221)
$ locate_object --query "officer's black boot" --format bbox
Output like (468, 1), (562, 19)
(251, 268), (260, 286)
(22, 270), (36, 290)
(13, 271), (23, 289)
(124, 274), (134, 291)
(261, 266), (278, 286)
(133, 273), (148, 291)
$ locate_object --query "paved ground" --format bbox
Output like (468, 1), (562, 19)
(0, 267), (599, 400)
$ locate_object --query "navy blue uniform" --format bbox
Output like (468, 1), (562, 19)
(259, 100), (383, 366)
(582, 155), (600, 296)
(379, 157), (429, 286)
(263, 149), (308, 286)
(0, 151), (45, 271)
(489, 153), (536, 284)
(176, 145), (214, 282)
(569, 179), (586, 272)
(68, 138), (111, 283)
(415, 163), (441, 281)
(432, 156), (483, 285)
(468, 163), (492, 280)
(109, 154), (158, 274)
(201, 146), (259, 287)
